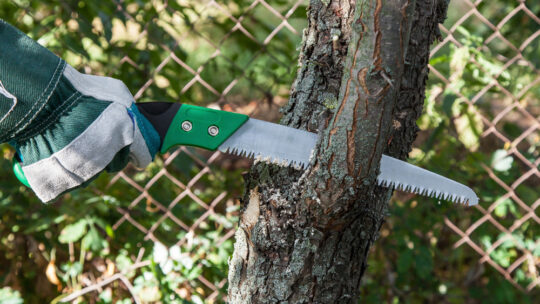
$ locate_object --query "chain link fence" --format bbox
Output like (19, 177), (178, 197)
(431, 0), (539, 292)
(1, 0), (538, 302)
(64, 0), (308, 302)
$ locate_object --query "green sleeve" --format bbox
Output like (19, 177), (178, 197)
(0, 19), (66, 143)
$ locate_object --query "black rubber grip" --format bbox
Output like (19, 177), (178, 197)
(136, 102), (182, 145)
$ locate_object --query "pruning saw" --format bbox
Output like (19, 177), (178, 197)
(11, 101), (478, 205)
(135, 102), (479, 206)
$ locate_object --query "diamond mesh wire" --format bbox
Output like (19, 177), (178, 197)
(73, 0), (539, 300)
(7, 0), (538, 301)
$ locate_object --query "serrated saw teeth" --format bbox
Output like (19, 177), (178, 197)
(378, 177), (469, 205)
(218, 118), (477, 206)
(218, 118), (316, 170)
(222, 145), (309, 169)
(376, 155), (478, 206)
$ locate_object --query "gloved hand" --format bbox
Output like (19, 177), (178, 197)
(0, 20), (160, 202)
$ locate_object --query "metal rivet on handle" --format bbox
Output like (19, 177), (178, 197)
(208, 125), (219, 136)
(181, 121), (192, 132)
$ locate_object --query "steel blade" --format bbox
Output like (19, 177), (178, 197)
(218, 118), (478, 206)
(377, 155), (478, 206)
(218, 118), (318, 169)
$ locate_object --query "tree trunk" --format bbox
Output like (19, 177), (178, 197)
(227, 0), (450, 302)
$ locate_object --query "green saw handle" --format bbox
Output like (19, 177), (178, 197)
(136, 102), (249, 153)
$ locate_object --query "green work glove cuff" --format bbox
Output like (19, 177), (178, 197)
(0, 19), (66, 142)
(0, 20), (160, 202)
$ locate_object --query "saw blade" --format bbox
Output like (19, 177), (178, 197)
(218, 118), (478, 206)
(218, 118), (318, 169)
(377, 155), (478, 206)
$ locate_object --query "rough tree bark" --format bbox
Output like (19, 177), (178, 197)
(227, 0), (450, 302)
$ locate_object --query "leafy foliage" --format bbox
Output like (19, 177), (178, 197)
(0, 0), (538, 303)
(0, 0), (304, 302)
(360, 0), (539, 302)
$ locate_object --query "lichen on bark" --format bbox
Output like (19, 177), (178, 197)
(227, 0), (451, 302)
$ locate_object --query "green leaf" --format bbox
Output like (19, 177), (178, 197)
(442, 93), (457, 117)
(0, 287), (23, 304)
(62, 261), (83, 278)
(429, 54), (449, 66)
(82, 226), (106, 251)
(99, 12), (113, 42)
(116, 250), (136, 279)
(58, 219), (87, 243)
(491, 149), (514, 172)
(192, 295), (205, 304)
(415, 247), (433, 279)
(105, 225), (115, 238)
(454, 106), (483, 151)
(397, 250), (413, 274)
(98, 288), (113, 303)
(514, 184), (537, 205)
(450, 46), (470, 81)
(138, 287), (161, 302)
(494, 198), (514, 218)
(153, 241), (169, 265)
(533, 240), (540, 258)
(187, 265), (203, 280)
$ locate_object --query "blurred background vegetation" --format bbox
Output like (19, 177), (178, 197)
(0, 0), (538, 303)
